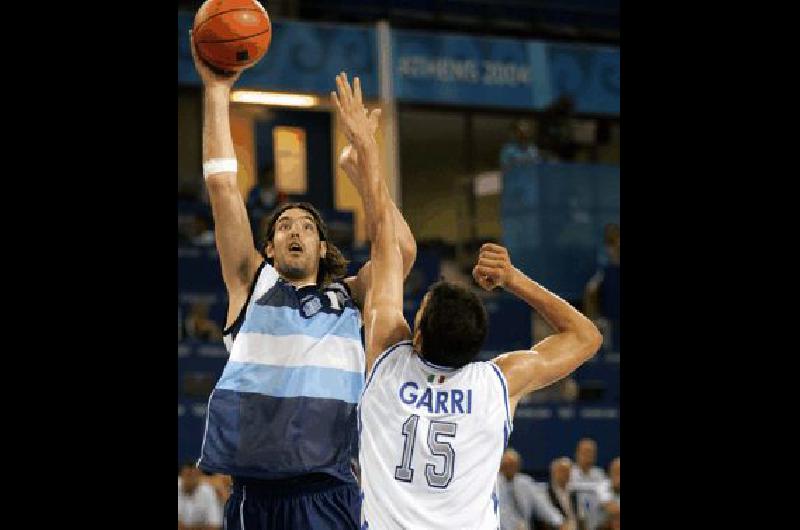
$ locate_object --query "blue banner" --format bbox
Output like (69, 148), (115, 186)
(178, 12), (379, 97)
(546, 43), (620, 115)
(392, 29), (551, 110)
(392, 29), (618, 114)
(178, 13), (618, 112)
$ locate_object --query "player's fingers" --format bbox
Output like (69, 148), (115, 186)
(473, 265), (499, 278)
(332, 92), (346, 119)
(477, 257), (505, 268)
(340, 72), (353, 106)
(354, 77), (363, 107)
(481, 243), (508, 255)
(336, 73), (352, 111)
(472, 267), (498, 290)
(335, 74), (350, 111)
(478, 248), (508, 261)
(369, 108), (382, 130)
(472, 266), (489, 285)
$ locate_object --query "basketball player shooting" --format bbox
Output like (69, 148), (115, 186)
(189, 35), (417, 529)
(333, 73), (603, 530)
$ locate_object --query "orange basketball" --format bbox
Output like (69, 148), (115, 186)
(193, 0), (272, 72)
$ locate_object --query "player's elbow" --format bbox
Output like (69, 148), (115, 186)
(400, 237), (417, 274)
(581, 323), (603, 358)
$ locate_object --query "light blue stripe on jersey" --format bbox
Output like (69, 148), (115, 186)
(239, 305), (362, 341)
(216, 361), (364, 404)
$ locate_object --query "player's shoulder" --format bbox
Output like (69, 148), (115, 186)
(470, 359), (511, 388)
(247, 258), (279, 296)
(377, 339), (414, 366)
(257, 258), (279, 281)
(467, 361), (513, 419)
(366, 340), (414, 380)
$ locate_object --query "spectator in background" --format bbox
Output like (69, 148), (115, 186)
(569, 439), (607, 530)
(571, 438), (606, 485)
(498, 448), (567, 530)
(543, 458), (578, 530)
(501, 120), (541, 169)
(597, 458), (620, 530)
(537, 95), (577, 162)
(583, 224), (620, 353)
(178, 462), (223, 530)
(184, 301), (223, 343)
(607, 458), (620, 504)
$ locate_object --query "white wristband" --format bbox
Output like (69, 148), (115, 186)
(203, 158), (238, 179)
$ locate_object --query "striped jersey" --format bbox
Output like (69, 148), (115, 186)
(358, 341), (512, 529)
(198, 261), (365, 483)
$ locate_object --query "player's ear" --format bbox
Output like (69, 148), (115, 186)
(266, 241), (275, 259)
(320, 241), (327, 259)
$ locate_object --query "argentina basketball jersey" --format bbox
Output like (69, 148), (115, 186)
(198, 261), (365, 482)
(358, 341), (512, 529)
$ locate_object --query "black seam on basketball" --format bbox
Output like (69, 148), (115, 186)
(197, 53), (255, 69)
(196, 44), (266, 66)
(196, 53), (244, 70)
(194, 8), (270, 36)
(196, 27), (270, 44)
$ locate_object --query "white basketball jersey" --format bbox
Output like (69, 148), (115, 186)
(358, 341), (512, 530)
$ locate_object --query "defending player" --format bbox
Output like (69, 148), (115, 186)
(333, 72), (602, 530)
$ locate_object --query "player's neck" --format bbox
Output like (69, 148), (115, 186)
(286, 278), (318, 289)
(280, 271), (319, 289)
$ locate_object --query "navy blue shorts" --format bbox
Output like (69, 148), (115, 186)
(224, 473), (361, 530)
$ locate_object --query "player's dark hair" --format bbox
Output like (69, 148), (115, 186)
(419, 281), (488, 369)
(261, 202), (349, 286)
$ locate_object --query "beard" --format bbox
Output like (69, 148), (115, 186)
(274, 255), (318, 281)
(278, 264), (308, 280)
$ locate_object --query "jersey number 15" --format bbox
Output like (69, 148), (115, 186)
(394, 414), (457, 489)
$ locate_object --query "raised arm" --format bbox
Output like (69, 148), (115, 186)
(339, 143), (417, 307)
(190, 35), (263, 327)
(473, 243), (602, 415)
(333, 73), (411, 370)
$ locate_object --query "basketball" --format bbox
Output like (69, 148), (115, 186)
(193, 0), (272, 72)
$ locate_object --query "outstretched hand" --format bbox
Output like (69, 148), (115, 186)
(332, 72), (381, 147)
